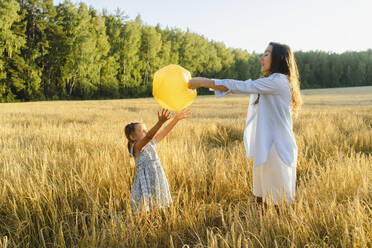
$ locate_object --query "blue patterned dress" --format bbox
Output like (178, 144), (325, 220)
(130, 139), (172, 212)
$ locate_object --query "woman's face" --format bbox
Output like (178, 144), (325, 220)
(260, 45), (272, 75)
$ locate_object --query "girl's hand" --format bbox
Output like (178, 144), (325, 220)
(158, 109), (171, 123)
(175, 109), (191, 121)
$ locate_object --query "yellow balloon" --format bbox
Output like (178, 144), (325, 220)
(153, 64), (197, 111)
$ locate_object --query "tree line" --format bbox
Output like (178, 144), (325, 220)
(1, 0), (371, 102)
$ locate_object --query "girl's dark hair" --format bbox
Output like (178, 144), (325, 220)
(255, 42), (302, 116)
(124, 122), (140, 153)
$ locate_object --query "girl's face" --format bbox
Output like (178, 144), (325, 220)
(131, 123), (148, 141)
(260, 45), (272, 75)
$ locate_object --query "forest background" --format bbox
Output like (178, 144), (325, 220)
(1, 0), (371, 103)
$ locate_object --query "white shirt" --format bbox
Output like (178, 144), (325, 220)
(213, 73), (297, 168)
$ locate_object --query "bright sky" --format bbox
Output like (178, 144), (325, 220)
(54, 0), (372, 54)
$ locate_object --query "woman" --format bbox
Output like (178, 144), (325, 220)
(188, 42), (302, 206)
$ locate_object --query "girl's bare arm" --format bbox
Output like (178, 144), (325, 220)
(133, 109), (171, 156)
(155, 109), (191, 143)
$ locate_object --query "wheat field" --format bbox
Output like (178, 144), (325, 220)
(0, 87), (371, 247)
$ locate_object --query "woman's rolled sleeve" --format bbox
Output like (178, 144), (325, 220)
(213, 79), (231, 98)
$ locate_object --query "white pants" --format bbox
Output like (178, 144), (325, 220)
(253, 144), (296, 204)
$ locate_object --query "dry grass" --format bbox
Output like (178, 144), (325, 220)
(0, 87), (371, 247)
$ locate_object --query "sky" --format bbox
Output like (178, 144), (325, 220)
(53, 0), (372, 54)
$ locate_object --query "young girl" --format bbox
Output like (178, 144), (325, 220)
(125, 108), (190, 212)
(188, 42), (302, 207)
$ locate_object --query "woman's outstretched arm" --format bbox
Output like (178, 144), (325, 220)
(189, 75), (282, 95)
(188, 77), (228, 91)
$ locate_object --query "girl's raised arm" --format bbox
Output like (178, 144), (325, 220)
(133, 109), (170, 157)
(155, 109), (191, 143)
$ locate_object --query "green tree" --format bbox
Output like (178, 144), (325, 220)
(50, 1), (100, 98)
(213, 42), (234, 78)
(16, 0), (56, 100)
(139, 25), (162, 82)
(105, 14), (142, 96)
(0, 0), (26, 102)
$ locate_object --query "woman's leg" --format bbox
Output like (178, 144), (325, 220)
(255, 196), (263, 204)
(255, 196), (268, 214)
(253, 160), (269, 214)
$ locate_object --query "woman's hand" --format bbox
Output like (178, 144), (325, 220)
(188, 79), (199, 89)
(158, 109), (171, 123)
(189, 77), (218, 90)
(188, 77), (207, 89)
(175, 109), (191, 121)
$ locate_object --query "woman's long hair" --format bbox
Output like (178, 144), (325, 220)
(268, 42), (302, 117)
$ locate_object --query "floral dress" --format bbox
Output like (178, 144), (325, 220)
(130, 139), (172, 212)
